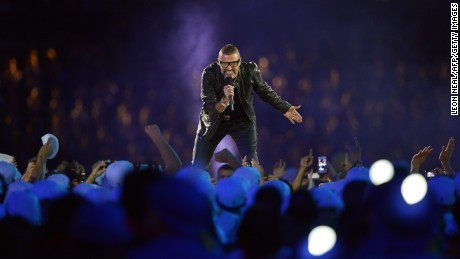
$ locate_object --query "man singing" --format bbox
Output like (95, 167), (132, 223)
(192, 44), (302, 169)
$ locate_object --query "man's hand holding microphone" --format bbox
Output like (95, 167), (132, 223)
(216, 71), (235, 113)
(223, 71), (235, 111)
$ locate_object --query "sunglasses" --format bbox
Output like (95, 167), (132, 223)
(218, 59), (240, 68)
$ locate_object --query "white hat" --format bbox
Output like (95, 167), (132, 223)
(176, 166), (215, 201)
(72, 182), (119, 204)
(31, 179), (68, 201)
(72, 183), (101, 197)
(0, 153), (14, 164)
(0, 161), (19, 185)
(263, 179), (291, 200)
(232, 166), (261, 187)
(84, 187), (113, 204)
(47, 173), (70, 190)
(5, 191), (41, 225)
(310, 187), (344, 211)
(263, 179), (292, 212)
(216, 177), (248, 209)
(345, 166), (370, 184)
(144, 177), (215, 237)
(41, 133), (59, 159)
(231, 175), (251, 190)
(6, 180), (34, 196)
(322, 179), (347, 198)
(105, 160), (134, 188)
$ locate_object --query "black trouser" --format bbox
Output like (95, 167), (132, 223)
(192, 115), (258, 169)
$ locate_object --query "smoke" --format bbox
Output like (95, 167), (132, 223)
(163, 1), (219, 123)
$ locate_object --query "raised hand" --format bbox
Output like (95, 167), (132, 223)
(23, 140), (54, 183)
(410, 146), (434, 173)
(292, 151), (313, 192)
(144, 124), (162, 139)
(37, 140), (54, 160)
(304, 169), (315, 190)
(344, 137), (362, 164)
(85, 160), (108, 183)
(341, 152), (353, 173)
(144, 124), (182, 175)
(439, 137), (455, 165)
(439, 137), (455, 175)
(272, 159), (286, 179)
(299, 156), (309, 171)
(326, 160), (339, 181)
(251, 158), (264, 175)
(300, 148), (314, 170)
(241, 155), (250, 167)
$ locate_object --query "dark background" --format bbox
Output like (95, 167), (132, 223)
(0, 0), (455, 174)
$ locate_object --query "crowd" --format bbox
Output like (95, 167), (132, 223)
(0, 126), (458, 258)
(0, 0), (455, 258)
(0, 0), (452, 173)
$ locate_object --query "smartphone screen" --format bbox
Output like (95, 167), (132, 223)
(425, 171), (435, 178)
(318, 156), (327, 174)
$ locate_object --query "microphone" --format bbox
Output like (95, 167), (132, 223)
(224, 72), (234, 111)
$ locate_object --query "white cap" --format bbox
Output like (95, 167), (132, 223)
(105, 161), (134, 188)
(47, 173), (70, 190)
(310, 187), (344, 211)
(232, 167), (261, 187)
(216, 177), (248, 209)
(31, 179), (68, 201)
(0, 161), (19, 185)
(0, 153), (14, 164)
(41, 133), (59, 159)
(176, 166), (215, 202)
(5, 191), (41, 225)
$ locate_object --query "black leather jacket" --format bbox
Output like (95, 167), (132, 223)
(196, 61), (292, 141)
